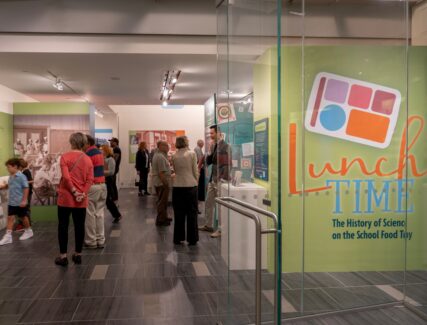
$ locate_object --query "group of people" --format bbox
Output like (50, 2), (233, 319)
(0, 133), (124, 266)
(0, 158), (34, 245)
(0, 124), (230, 263)
(135, 124), (230, 245)
(54, 134), (123, 266)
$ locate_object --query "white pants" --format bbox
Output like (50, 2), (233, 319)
(85, 183), (107, 246)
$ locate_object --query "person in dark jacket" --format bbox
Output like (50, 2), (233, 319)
(101, 144), (122, 224)
(135, 142), (150, 196)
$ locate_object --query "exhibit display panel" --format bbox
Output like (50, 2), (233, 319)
(0, 111), (13, 176)
(13, 102), (90, 219)
(216, 0), (427, 323)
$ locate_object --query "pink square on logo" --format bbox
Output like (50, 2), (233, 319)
(348, 84), (372, 109)
(372, 90), (396, 115)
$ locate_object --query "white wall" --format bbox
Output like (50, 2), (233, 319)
(412, 1), (427, 45)
(95, 112), (118, 137)
(0, 84), (36, 114)
(109, 105), (205, 187)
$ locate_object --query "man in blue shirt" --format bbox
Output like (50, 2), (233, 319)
(0, 158), (33, 246)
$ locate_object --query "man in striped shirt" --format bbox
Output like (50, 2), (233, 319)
(84, 135), (107, 249)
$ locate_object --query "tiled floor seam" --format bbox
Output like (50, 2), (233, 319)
(48, 280), (64, 299)
(376, 285), (421, 306)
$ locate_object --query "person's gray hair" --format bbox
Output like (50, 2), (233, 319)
(175, 136), (189, 149)
(69, 132), (87, 150)
(157, 140), (167, 148)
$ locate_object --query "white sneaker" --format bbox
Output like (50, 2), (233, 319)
(0, 235), (12, 246)
(19, 229), (33, 241)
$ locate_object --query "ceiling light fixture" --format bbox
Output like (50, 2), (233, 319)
(53, 78), (64, 91)
(94, 110), (104, 118)
(160, 70), (181, 103)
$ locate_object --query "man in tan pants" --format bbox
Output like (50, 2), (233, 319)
(152, 141), (172, 227)
(84, 135), (107, 249)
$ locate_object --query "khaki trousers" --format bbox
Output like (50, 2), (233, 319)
(204, 182), (218, 228)
(155, 185), (170, 224)
(85, 183), (107, 246)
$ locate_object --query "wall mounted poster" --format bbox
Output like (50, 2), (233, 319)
(254, 46), (427, 272)
(129, 130), (185, 163)
(204, 95), (216, 189)
(204, 95), (216, 150)
(13, 114), (89, 206)
(95, 128), (113, 146)
(254, 118), (269, 181)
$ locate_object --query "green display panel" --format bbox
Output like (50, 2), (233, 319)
(255, 46), (427, 272)
(12, 102), (91, 221)
(0, 112), (14, 176)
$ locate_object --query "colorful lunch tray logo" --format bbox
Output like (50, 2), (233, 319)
(305, 72), (401, 149)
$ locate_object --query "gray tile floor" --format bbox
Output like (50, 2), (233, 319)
(0, 189), (425, 324)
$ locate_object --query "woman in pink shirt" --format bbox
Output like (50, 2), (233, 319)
(55, 133), (94, 266)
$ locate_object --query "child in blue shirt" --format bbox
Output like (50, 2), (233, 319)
(0, 158), (34, 246)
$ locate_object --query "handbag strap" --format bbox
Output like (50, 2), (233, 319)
(69, 153), (85, 172)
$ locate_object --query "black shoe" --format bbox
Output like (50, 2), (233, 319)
(167, 217), (173, 222)
(174, 241), (183, 245)
(113, 216), (122, 224)
(72, 254), (82, 265)
(97, 243), (105, 249)
(55, 257), (68, 267)
(188, 242), (198, 246)
(144, 192), (151, 196)
(138, 192), (143, 197)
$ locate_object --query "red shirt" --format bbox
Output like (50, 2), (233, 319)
(86, 145), (105, 184)
(57, 150), (94, 208)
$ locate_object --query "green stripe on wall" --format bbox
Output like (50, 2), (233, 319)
(0, 112), (13, 176)
(14, 103), (90, 115)
(31, 206), (57, 222)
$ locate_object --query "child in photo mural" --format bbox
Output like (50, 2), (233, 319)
(0, 158), (34, 245)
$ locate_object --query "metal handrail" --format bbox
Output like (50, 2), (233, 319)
(215, 196), (279, 325)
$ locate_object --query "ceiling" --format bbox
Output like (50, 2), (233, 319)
(0, 0), (415, 112)
(0, 53), (217, 109)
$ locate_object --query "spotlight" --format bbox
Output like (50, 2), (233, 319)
(53, 78), (64, 91)
(159, 70), (181, 103)
(94, 110), (104, 118)
(162, 101), (168, 107)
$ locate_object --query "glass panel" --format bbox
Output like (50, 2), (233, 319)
(406, 1), (427, 317)
(215, 0), (281, 324)
(299, 0), (409, 316)
(217, 0), (427, 323)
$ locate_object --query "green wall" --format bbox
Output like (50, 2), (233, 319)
(14, 102), (89, 115)
(0, 112), (14, 176)
(255, 46), (427, 272)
